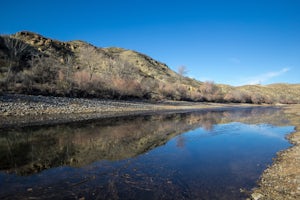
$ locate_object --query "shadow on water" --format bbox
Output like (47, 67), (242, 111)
(0, 107), (294, 199)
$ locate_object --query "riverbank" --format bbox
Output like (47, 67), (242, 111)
(1, 94), (299, 199)
(0, 94), (259, 128)
(251, 104), (300, 200)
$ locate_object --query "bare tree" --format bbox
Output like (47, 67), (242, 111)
(112, 58), (138, 79)
(78, 46), (104, 80)
(177, 65), (188, 77)
(1, 36), (31, 84)
(29, 55), (61, 84)
(62, 54), (74, 82)
(1, 36), (30, 71)
(176, 135), (185, 148)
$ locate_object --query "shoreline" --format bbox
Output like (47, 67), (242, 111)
(0, 94), (263, 129)
(1, 94), (299, 199)
(250, 104), (300, 200)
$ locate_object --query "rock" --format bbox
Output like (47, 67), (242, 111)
(251, 192), (263, 200)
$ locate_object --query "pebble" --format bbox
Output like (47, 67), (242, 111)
(0, 94), (159, 128)
(251, 192), (263, 200)
(0, 94), (155, 116)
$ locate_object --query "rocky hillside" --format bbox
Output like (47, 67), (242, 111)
(0, 31), (204, 100)
(0, 31), (299, 103)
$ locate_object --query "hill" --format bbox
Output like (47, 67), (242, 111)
(0, 31), (205, 100)
(0, 31), (299, 104)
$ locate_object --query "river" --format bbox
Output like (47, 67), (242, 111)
(0, 107), (294, 199)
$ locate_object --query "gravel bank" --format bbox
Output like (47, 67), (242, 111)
(0, 94), (244, 128)
(0, 94), (156, 115)
(0, 94), (158, 128)
(250, 104), (300, 200)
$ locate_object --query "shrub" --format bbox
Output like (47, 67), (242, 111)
(73, 70), (90, 89)
(224, 90), (251, 103)
(250, 92), (265, 104)
(200, 81), (217, 94)
(189, 90), (204, 101)
(29, 56), (61, 84)
(158, 82), (177, 100)
(110, 76), (143, 98)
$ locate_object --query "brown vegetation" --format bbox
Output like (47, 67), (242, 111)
(0, 31), (299, 104)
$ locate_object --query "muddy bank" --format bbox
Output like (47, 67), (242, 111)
(0, 94), (260, 128)
(250, 104), (300, 200)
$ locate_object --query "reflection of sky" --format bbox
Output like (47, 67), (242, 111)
(0, 121), (295, 200)
(145, 122), (294, 198)
(247, 124), (294, 139)
(188, 122), (294, 141)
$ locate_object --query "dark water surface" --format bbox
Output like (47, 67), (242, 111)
(0, 107), (294, 199)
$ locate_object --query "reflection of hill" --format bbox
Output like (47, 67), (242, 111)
(219, 107), (289, 126)
(0, 107), (287, 175)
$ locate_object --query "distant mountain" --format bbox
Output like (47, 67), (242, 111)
(0, 31), (299, 103)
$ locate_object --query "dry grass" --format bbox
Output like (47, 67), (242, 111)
(0, 31), (299, 104)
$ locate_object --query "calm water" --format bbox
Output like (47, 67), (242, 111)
(0, 107), (294, 199)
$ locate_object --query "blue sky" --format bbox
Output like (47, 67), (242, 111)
(1, 0), (299, 85)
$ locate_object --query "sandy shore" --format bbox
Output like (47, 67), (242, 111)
(250, 104), (300, 200)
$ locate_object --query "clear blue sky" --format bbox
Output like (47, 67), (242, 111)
(1, 0), (299, 86)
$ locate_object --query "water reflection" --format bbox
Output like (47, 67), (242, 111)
(0, 107), (294, 199)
